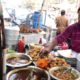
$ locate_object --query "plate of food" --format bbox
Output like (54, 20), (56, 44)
(6, 53), (32, 68)
(35, 57), (70, 70)
(6, 66), (50, 80)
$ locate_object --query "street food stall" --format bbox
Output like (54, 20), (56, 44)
(5, 44), (80, 80)
(1, 0), (80, 80)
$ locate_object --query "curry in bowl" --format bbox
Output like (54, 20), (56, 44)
(49, 66), (80, 80)
(7, 66), (50, 80)
(6, 53), (32, 67)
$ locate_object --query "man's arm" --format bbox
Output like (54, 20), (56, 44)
(41, 38), (57, 55)
(47, 38), (58, 52)
(66, 19), (68, 27)
(41, 26), (72, 54)
(55, 17), (59, 28)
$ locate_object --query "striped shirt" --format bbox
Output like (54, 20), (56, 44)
(56, 22), (80, 52)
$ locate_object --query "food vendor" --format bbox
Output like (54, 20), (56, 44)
(41, 7), (80, 54)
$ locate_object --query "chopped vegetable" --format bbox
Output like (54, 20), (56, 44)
(36, 58), (49, 69)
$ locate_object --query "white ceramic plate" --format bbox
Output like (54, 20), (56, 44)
(57, 49), (73, 58)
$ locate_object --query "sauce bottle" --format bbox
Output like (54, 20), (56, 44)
(39, 38), (42, 44)
(17, 36), (25, 53)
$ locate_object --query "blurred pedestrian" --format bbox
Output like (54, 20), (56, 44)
(55, 10), (68, 34)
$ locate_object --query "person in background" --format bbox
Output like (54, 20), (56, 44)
(41, 7), (80, 55)
(55, 10), (70, 48)
(55, 10), (68, 34)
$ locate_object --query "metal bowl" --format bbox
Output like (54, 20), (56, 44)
(49, 66), (80, 80)
(7, 66), (50, 80)
(6, 53), (32, 68)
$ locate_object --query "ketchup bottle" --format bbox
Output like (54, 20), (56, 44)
(17, 37), (25, 53)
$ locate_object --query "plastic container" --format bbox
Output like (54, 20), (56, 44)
(5, 26), (20, 48)
(32, 11), (43, 28)
(20, 33), (43, 44)
(77, 54), (80, 71)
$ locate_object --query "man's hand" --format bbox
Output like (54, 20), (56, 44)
(40, 38), (57, 57)
(40, 47), (51, 58)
